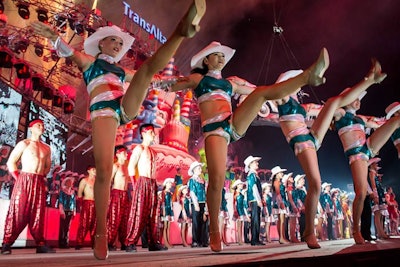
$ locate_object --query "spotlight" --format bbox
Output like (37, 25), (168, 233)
(14, 61), (31, 79)
(53, 92), (63, 107)
(17, 2), (30, 20)
(42, 84), (54, 100)
(31, 75), (45, 91)
(63, 98), (75, 114)
(13, 39), (29, 54)
(36, 8), (48, 23)
(34, 43), (44, 57)
(0, 48), (13, 68)
(73, 22), (85, 36)
(51, 50), (59, 61)
(54, 14), (68, 32)
(65, 57), (73, 67)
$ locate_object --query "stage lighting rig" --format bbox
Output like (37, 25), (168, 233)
(37, 8), (48, 23)
(13, 38), (29, 54)
(14, 60), (31, 79)
(17, 1), (30, 20)
(34, 43), (44, 57)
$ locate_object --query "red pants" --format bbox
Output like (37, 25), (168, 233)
(2, 172), (47, 246)
(107, 189), (129, 246)
(125, 176), (159, 246)
(76, 200), (96, 246)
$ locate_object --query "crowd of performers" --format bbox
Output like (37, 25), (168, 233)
(2, 138), (399, 256)
(2, 0), (400, 260)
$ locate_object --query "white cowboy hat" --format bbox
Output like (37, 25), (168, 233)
(188, 161), (204, 176)
(232, 179), (244, 190)
(275, 70), (304, 100)
(163, 177), (175, 187)
(244, 155), (261, 173)
(178, 185), (188, 195)
(270, 166), (287, 178)
(321, 182), (332, 190)
(281, 172), (293, 185)
(368, 157), (381, 166)
(330, 187), (340, 195)
(294, 174), (306, 186)
(261, 182), (272, 190)
(84, 25), (135, 63)
(385, 101), (400, 119)
(190, 41), (236, 69)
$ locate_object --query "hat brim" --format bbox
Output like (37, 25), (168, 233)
(190, 42), (236, 69)
(188, 162), (204, 176)
(232, 180), (244, 189)
(386, 104), (400, 119)
(163, 178), (174, 187)
(244, 157), (261, 173)
(271, 168), (287, 177)
(84, 25), (135, 63)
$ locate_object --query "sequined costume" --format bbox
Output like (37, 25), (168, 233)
(194, 75), (243, 143)
(278, 97), (320, 155)
(219, 188), (229, 224)
(107, 189), (129, 247)
(293, 187), (307, 237)
(263, 192), (274, 223)
(75, 200), (96, 247)
(334, 111), (374, 164)
(2, 172), (47, 246)
(320, 192), (334, 240)
(178, 196), (191, 223)
(125, 176), (159, 247)
(188, 175), (207, 246)
(83, 56), (134, 125)
(233, 191), (246, 221)
(161, 191), (174, 222)
(58, 189), (76, 248)
(372, 173), (388, 214)
(247, 171), (262, 245)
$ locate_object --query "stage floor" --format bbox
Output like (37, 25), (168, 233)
(1, 237), (400, 267)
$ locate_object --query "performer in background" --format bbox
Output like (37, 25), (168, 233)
(126, 124), (168, 252)
(58, 176), (76, 249)
(177, 185), (191, 247)
(1, 119), (55, 255)
(107, 145), (130, 251)
(75, 165), (97, 250)
(188, 161), (207, 248)
(244, 156), (264, 246)
(161, 178), (175, 248)
(30, 0), (206, 259)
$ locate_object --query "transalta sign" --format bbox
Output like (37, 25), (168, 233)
(122, 1), (167, 44)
